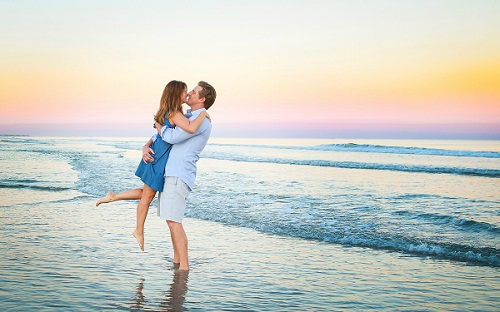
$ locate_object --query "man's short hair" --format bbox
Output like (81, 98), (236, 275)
(198, 81), (216, 110)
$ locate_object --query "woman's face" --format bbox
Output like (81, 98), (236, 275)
(181, 87), (188, 103)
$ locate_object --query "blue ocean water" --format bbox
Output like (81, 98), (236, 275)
(1, 136), (499, 266)
(196, 138), (500, 266)
(0, 136), (499, 310)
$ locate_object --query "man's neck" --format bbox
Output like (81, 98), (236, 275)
(188, 104), (205, 111)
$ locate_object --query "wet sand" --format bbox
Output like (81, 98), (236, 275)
(1, 198), (498, 311)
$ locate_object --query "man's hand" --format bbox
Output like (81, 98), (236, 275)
(142, 145), (155, 164)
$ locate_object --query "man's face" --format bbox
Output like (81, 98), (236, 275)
(186, 86), (203, 107)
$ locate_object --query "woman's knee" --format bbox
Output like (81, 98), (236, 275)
(141, 188), (156, 201)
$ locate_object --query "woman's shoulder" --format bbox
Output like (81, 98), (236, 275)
(165, 111), (181, 127)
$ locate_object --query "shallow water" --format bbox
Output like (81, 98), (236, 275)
(0, 136), (499, 310)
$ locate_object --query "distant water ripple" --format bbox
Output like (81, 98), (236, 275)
(202, 152), (500, 177)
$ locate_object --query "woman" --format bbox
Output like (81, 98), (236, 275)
(96, 80), (209, 251)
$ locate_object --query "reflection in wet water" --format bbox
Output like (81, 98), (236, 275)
(160, 270), (189, 311)
(131, 278), (147, 310)
(131, 271), (189, 312)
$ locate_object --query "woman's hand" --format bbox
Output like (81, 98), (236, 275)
(154, 122), (163, 133)
(142, 145), (155, 164)
(201, 111), (211, 121)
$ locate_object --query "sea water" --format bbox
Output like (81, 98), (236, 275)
(0, 136), (498, 311)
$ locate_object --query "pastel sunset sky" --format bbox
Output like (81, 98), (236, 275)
(1, 0), (499, 139)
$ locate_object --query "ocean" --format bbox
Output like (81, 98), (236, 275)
(0, 136), (498, 311)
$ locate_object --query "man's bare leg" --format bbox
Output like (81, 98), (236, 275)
(132, 185), (156, 251)
(171, 235), (180, 268)
(96, 188), (143, 206)
(167, 220), (189, 271)
(172, 239), (180, 265)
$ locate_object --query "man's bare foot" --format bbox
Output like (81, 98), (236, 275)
(132, 230), (145, 251)
(96, 191), (115, 207)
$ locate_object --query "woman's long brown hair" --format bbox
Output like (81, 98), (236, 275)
(154, 80), (187, 125)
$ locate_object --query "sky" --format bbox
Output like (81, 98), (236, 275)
(1, 0), (499, 139)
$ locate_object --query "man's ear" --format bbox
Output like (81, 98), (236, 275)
(200, 97), (206, 104)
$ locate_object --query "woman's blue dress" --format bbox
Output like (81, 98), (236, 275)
(135, 119), (174, 192)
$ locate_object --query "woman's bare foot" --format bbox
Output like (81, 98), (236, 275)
(96, 191), (115, 207)
(133, 230), (145, 251)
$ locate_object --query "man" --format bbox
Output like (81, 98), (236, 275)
(152, 81), (216, 271)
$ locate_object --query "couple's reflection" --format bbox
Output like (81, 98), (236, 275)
(132, 270), (189, 311)
(160, 270), (189, 311)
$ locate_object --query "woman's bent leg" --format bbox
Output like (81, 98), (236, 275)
(96, 188), (143, 206)
(132, 184), (157, 251)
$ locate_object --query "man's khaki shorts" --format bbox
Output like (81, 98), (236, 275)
(157, 176), (191, 223)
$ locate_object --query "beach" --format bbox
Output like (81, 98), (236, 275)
(2, 199), (498, 311)
(0, 136), (499, 311)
